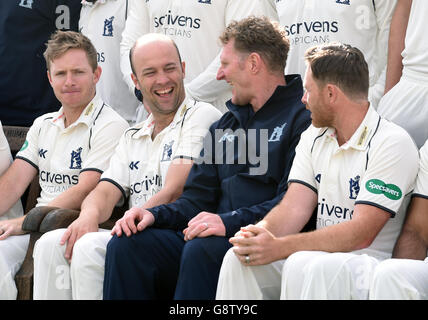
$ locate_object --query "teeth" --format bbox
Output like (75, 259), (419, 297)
(155, 87), (173, 95)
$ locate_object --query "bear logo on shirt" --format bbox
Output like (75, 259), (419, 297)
(70, 147), (83, 170)
(161, 141), (174, 162)
(103, 16), (114, 37)
(349, 175), (360, 200)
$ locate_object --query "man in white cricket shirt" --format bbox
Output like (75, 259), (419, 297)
(377, 0), (428, 148)
(120, 0), (276, 115)
(370, 139), (428, 299)
(264, 0), (397, 108)
(32, 33), (222, 300)
(79, 0), (141, 124)
(0, 30), (128, 300)
(216, 42), (419, 300)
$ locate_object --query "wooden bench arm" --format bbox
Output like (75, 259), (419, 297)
(21, 206), (60, 232)
(39, 208), (80, 233)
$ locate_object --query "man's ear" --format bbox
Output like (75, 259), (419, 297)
(131, 73), (140, 90)
(326, 84), (338, 103)
(47, 70), (53, 86)
(247, 52), (262, 74)
(93, 65), (102, 84)
(181, 61), (186, 79)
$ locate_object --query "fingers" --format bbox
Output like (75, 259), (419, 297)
(0, 226), (11, 240)
(111, 209), (154, 237)
(136, 212), (154, 232)
(233, 250), (260, 266)
(183, 222), (209, 241)
(64, 231), (77, 261)
(111, 210), (140, 237)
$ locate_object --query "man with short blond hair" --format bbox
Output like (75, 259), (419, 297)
(0, 30), (128, 300)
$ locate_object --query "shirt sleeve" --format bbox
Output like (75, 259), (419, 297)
(355, 129), (419, 216)
(174, 102), (222, 160)
(81, 119), (129, 173)
(100, 131), (132, 201)
(120, 0), (150, 94)
(148, 124), (222, 230)
(287, 125), (319, 194)
(413, 140), (428, 199)
(15, 117), (44, 170)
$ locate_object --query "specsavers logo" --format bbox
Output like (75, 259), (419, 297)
(365, 179), (402, 201)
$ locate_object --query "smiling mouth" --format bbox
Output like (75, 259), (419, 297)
(155, 87), (174, 97)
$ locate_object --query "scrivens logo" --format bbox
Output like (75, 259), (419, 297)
(154, 10), (201, 38)
(284, 20), (338, 46)
(130, 175), (162, 195)
(40, 170), (79, 194)
(317, 198), (353, 228)
(285, 20), (339, 36)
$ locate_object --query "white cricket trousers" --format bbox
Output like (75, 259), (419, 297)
(370, 258), (428, 300)
(216, 249), (381, 300)
(33, 228), (111, 300)
(0, 235), (29, 299)
(377, 70), (428, 149)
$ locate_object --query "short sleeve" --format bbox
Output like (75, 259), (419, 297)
(100, 131), (132, 200)
(81, 119), (129, 173)
(173, 102), (222, 160)
(355, 131), (419, 216)
(287, 125), (318, 193)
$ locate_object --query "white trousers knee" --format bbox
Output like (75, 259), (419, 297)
(33, 228), (111, 300)
(282, 251), (381, 300)
(0, 235), (29, 299)
(216, 247), (286, 300)
(370, 258), (428, 300)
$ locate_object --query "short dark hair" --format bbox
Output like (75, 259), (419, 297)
(219, 16), (289, 74)
(304, 42), (369, 100)
(44, 30), (98, 72)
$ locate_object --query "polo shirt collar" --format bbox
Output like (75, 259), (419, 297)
(133, 97), (193, 139)
(50, 95), (105, 130)
(326, 105), (381, 151)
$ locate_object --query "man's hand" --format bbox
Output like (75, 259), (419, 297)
(183, 211), (226, 241)
(229, 224), (282, 266)
(60, 215), (99, 261)
(111, 207), (155, 237)
(0, 216), (26, 240)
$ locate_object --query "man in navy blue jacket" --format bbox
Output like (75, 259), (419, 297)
(103, 16), (311, 300)
(0, 0), (81, 126)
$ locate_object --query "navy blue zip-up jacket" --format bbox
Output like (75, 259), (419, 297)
(0, 0), (81, 126)
(148, 74), (311, 237)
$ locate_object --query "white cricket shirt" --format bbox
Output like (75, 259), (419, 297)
(16, 96), (129, 206)
(288, 106), (419, 259)
(80, 0), (141, 123)
(270, 0), (396, 106)
(100, 98), (222, 207)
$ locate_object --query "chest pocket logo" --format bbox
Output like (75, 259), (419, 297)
(70, 147), (83, 170)
(161, 140), (174, 162)
(268, 123), (287, 142)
